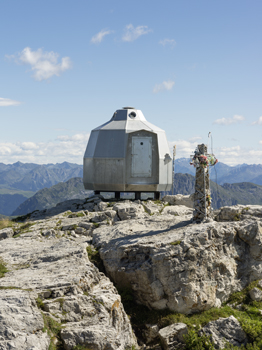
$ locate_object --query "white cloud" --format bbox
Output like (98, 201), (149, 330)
(252, 116), (262, 125)
(213, 115), (244, 125)
(8, 47), (72, 81)
(0, 133), (90, 164)
(153, 80), (175, 93)
(122, 24), (152, 42)
(168, 138), (203, 159)
(159, 38), (176, 48)
(168, 139), (262, 165)
(0, 98), (21, 107)
(91, 29), (113, 44)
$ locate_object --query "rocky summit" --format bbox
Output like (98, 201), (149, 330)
(1, 194), (262, 349)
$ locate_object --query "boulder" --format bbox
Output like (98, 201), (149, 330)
(158, 323), (188, 349)
(143, 324), (159, 344)
(93, 211), (262, 314)
(249, 287), (262, 301)
(200, 315), (247, 349)
(0, 227), (13, 240)
(113, 201), (147, 220)
(162, 194), (194, 208)
(161, 205), (193, 216)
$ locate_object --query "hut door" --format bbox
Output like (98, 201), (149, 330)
(131, 137), (152, 177)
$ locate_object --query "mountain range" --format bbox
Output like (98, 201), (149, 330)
(1, 160), (262, 216)
(175, 158), (262, 185)
(0, 162), (83, 215)
(12, 177), (92, 216)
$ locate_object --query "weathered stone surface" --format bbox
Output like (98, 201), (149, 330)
(159, 323), (188, 349)
(113, 201), (147, 220)
(143, 324), (159, 344)
(249, 287), (262, 301)
(0, 289), (50, 350)
(93, 209), (262, 314)
(0, 223), (137, 349)
(143, 201), (163, 215)
(162, 194), (194, 208)
(0, 227), (13, 240)
(161, 205), (193, 216)
(201, 316), (247, 349)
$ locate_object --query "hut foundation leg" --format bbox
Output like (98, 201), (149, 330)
(94, 191), (100, 195)
(115, 192), (121, 200)
(135, 192), (141, 200)
(154, 192), (160, 200)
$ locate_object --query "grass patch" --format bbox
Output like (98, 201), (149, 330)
(226, 280), (261, 306)
(170, 240), (181, 246)
(42, 312), (63, 350)
(93, 223), (99, 228)
(72, 345), (93, 350)
(20, 222), (34, 233)
(0, 218), (14, 230)
(117, 280), (262, 348)
(36, 296), (45, 310)
(0, 286), (20, 290)
(0, 258), (8, 278)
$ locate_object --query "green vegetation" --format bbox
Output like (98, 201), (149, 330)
(19, 222), (34, 232)
(0, 258), (8, 278)
(170, 240), (181, 246)
(42, 312), (63, 350)
(93, 222), (99, 228)
(0, 218), (14, 230)
(184, 329), (215, 350)
(117, 281), (262, 349)
(36, 296), (45, 310)
(76, 212), (85, 217)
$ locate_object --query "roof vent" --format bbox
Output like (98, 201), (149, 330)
(123, 106), (135, 109)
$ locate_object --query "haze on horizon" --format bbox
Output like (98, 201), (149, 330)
(1, 0), (261, 166)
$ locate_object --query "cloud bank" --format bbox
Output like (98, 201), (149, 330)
(8, 47), (72, 81)
(0, 133), (89, 164)
(153, 80), (175, 93)
(0, 98), (21, 107)
(213, 115), (244, 125)
(122, 24), (152, 42)
(168, 138), (262, 165)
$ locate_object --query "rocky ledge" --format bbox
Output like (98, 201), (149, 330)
(1, 195), (262, 349)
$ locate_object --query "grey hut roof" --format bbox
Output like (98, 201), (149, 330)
(85, 108), (169, 159)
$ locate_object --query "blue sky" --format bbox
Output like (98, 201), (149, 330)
(1, 0), (262, 165)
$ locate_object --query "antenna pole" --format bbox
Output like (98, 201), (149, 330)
(172, 145), (176, 195)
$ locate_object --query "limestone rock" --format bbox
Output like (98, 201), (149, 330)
(0, 221), (137, 350)
(161, 205), (193, 216)
(143, 324), (159, 344)
(0, 289), (50, 350)
(249, 287), (262, 301)
(200, 315), (247, 349)
(143, 201), (163, 215)
(113, 201), (147, 220)
(0, 227), (13, 240)
(162, 194), (194, 208)
(93, 209), (262, 314)
(158, 323), (188, 350)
